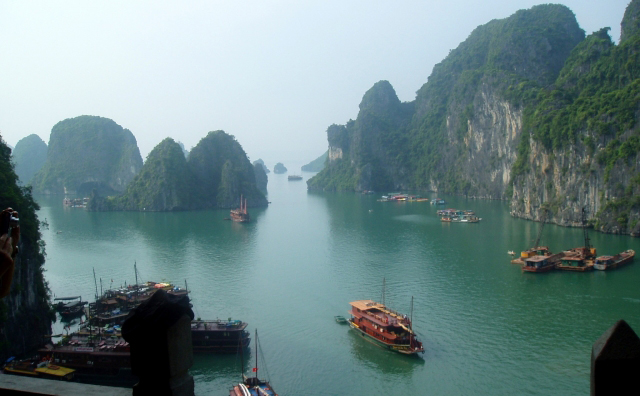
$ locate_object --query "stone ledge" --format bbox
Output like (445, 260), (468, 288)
(0, 374), (131, 395)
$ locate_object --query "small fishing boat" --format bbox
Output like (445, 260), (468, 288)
(334, 315), (348, 324)
(229, 329), (277, 396)
(3, 357), (75, 381)
(593, 250), (635, 271)
(54, 296), (87, 319)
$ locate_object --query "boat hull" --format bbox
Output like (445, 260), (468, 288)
(348, 319), (421, 355)
(594, 250), (635, 271)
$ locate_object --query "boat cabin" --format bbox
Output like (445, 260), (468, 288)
(559, 256), (586, 268)
(524, 255), (550, 269)
(520, 246), (550, 259)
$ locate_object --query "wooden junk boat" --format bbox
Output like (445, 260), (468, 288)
(230, 329), (277, 396)
(348, 298), (424, 355)
(594, 249), (635, 271)
(230, 195), (250, 223)
(54, 296), (88, 319)
(191, 319), (251, 352)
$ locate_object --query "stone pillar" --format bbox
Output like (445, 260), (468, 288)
(591, 319), (640, 395)
(122, 289), (195, 396)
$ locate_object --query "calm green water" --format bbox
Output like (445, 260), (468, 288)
(36, 173), (640, 395)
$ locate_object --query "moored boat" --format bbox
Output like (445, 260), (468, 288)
(231, 195), (250, 223)
(55, 296), (88, 319)
(229, 329), (277, 396)
(191, 319), (251, 352)
(558, 207), (597, 271)
(287, 174), (302, 181)
(3, 357), (75, 381)
(594, 249), (635, 271)
(555, 253), (594, 271)
(348, 298), (424, 355)
(522, 252), (564, 273)
(334, 315), (348, 324)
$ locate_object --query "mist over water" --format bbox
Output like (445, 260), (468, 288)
(38, 173), (640, 395)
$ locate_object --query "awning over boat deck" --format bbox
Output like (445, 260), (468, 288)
(349, 300), (384, 311)
(103, 299), (118, 305)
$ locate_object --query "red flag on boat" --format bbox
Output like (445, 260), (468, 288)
(252, 368), (258, 372)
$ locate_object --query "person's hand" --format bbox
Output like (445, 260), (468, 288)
(0, 208), (19, 298)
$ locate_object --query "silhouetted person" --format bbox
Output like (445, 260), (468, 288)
(0, 207), (19, 298)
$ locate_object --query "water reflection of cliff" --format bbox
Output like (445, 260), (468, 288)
(347, 329), (424, 377)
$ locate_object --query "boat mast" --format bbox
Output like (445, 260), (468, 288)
(409, 296), (414, 347)
(134, 261), (139, 305)
(93, 268), (98, 301)
(254, 329), (259, 380)
(410, 296), (414, 331)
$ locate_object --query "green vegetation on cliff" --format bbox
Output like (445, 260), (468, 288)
(511, 16), (640, 234)
(11, 134), (47, 186)
(309, 4), (584, 195)
(302, 151), (328, 172)
(93, 138), (197, 211)
(253, 162), (268, 194)
(0, 136), (52, 360)
(31, 116), (143, 195)
(90, 131), (267, 211)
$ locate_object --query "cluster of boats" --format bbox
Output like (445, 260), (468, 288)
(511, 209), (635, 272)
(62, 197), (89, 208)
(437, 208), (481, 223)
(512, 245), (635, 272)
(377, 193), (430, 202)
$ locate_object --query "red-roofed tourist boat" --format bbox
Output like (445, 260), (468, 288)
(348, 297), (424, 355)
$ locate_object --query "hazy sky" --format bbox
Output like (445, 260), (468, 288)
(0, 1), (631, 168)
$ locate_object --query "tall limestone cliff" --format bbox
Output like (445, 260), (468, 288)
(0, 136), (52, 361)
(188, 131), (267, 209)
(92, 138), (198, 211)
(253, 162), (268, 194)
(89, 131), (268, 211)
(309, 2), (640, 235)
(31, 115), (143, 195)
(510, 19), (640, 235)
(11, 134), (48, 186)
(309, 4), (584, 199)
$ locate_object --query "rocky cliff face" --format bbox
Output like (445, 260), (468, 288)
(309, 2), (640, 235)
(510, 13), (640, 236)
(90, 132), (268, 211)
(31, 115), (143, 195)
(309, 4), (584, 197)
